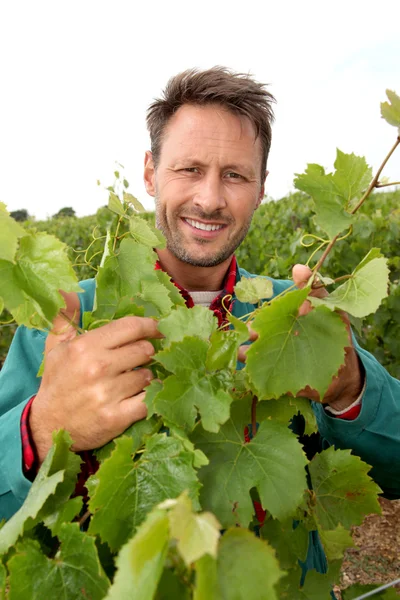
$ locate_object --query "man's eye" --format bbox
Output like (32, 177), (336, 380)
(226, 172), (243, 179)
(183, 167), (199, 173)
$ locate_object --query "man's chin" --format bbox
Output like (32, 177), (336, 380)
(169, 245), (232, 268)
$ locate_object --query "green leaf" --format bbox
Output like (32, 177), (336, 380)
(129, 215), (166, 249)
(257, 396), (317, 435)
(0, 232), (81, 329)
(156, 569), (191, 600)
(108, 191), (125, 216)
(123, 191), (146, 213)
(318, 524), (355, 560)
(0, 562), (6, 600)
(234, 277), (273, 303)
(153, 337), (234, 432)
(260, 518), (309, 568)
(194, 554), (220, 600)
(245, 288), (349, 400)
(342, 583), (400, 599)
(158, 305), (217, 345)
(166, 424), (209, 468)
(0, 430), (79, 555)
(191, 398), (308, 527)
(308, 446), (382, 530)
(0, 203), (26, 262)
(88, 434), (200, 551)
(332, 150), (372, 209)
(217, 528), (284, 600)
(294, 163), (355, 238)
(7, 523), (110, 600)
(155, 270), (186, 306)
(311, 249), (390, 318)
(163, 493), (221, 565)
(279, 566), (333, 600)
(95, 415), (161, 463)
(206, 326), (249, 371)
(227, 313), (250, 344)
(381, 89), (400, 128)
(104, 509), (169, 600)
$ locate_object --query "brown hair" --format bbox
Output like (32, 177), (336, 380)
(146, 67), (275, 180)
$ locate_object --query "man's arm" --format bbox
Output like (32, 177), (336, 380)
(0, 325), (45, 520)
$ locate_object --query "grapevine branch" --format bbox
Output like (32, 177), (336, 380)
(311, 135), (400, 279)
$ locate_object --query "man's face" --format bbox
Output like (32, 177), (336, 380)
(144, 104), (266, 267)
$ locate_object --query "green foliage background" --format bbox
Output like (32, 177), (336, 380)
(1, 190), (399, 377)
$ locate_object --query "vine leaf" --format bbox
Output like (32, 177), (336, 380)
(381, 89), (400, 128)
(217, 528), (284, 600)
(94, 415), (162, 463)
(151, 337), (234, 433)
(278, 566), (333, 599)
(104, 509), (169, 600)
(257, 396), (317, 435)
(311, 249), (390, 318)
(157, 305), (217, 345)
(308, 446), (382, 530)
(0, 203), (26, 263)
(331, 150), (372, 210)
(191, 399), (308, 527)
(7, 523), (110, 600)
(129, 215), (166, 249)
(260, 518), (309, 568)
(0, 430), (80, 555)
(0, 562), (6, 600)
(318, 524), (355, 560)
(108, 191), (125, 216)
(88, 434), (200, 552)
(245, 287), (349, 400)
(234, 277), (273, 303)
(162, 493), (221, 566)
(194, 554), (220, 600)
(0, 233), (81, 329)
(123, 191), (146, 213)
(294, 163), (355, 238)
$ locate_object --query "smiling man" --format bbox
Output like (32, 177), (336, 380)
(0, 68), (399, 592)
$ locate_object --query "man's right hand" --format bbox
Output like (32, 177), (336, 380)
(30, 292), (161, 464)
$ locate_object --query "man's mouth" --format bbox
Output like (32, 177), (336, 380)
(183, 218), (226, 232)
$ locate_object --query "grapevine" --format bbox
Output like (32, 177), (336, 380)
(0, 90), (399, 599)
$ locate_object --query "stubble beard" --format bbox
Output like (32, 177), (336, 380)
(155, 197), (253, 268)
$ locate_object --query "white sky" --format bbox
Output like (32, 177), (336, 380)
(0, 0), (399, 220)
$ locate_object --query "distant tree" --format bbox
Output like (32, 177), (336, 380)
(53, 207), (76, 218)
(10, 209), (30, 222)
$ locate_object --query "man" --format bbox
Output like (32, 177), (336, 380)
(1, 68), (399, 572)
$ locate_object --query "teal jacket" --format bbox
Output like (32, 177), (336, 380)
(1, 269), (399, 577)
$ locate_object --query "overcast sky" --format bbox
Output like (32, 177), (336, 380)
(0, 0), (399, 220)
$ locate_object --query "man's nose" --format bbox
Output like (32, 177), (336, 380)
(192, 172), (227, 213)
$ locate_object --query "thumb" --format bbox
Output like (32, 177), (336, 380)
(45, 291), (81, 353)
(292, 264), (313, 289)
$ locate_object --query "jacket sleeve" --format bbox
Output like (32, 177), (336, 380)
(0, 279), (96, 520)
(312, 343), (400, 499)
(0, 326), (46, 520)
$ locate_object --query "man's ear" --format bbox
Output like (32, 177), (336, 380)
(143, 151), (156, 197)
(256, 170), (269, 209)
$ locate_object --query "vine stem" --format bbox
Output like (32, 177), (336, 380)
(251, 396), (257, 438)
(311, 135), (400, 278)
(375, 180), (400, 188)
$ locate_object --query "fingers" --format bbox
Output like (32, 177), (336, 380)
(88, 316), (162, 349)
(111, 340), (156, 373)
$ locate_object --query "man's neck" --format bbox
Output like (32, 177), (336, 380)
(156, 248), (232, 291)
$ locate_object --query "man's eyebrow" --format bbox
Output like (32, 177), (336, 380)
(174, 158), (257, 177)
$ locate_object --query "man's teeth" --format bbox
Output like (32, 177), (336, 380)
(185, 218), (223, 231)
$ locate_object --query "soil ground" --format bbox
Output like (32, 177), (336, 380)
(335, 497), (400, 598)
